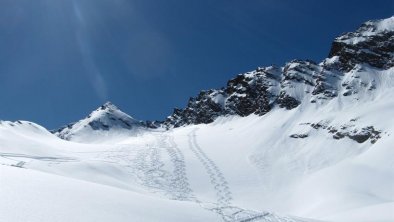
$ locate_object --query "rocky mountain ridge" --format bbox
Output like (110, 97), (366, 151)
(53, 16), (394, 138)
(163, 16), (394, 127)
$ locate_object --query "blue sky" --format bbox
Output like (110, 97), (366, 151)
(0, 0), (393, 129)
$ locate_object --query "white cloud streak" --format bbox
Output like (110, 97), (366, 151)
(72, 0), (108, 101)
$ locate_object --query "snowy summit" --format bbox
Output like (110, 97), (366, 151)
(54, 101), (145, 142)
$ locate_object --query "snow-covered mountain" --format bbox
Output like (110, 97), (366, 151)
(53, 102), (150, 143)
(164, 16), (394, 127)
(1, 16), (393, 222)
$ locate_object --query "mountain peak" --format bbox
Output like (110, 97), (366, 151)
(334, 16), (394, 45)
(328, 16), (394, 71)
(361, 16), (394, 33)
(54, 102), (144, 141)
(100, 101), (118, 111)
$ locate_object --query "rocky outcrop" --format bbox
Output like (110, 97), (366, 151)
(296, 120), (383, 144)
(164, 66), (281, 127)
(328, 18), (394, 71)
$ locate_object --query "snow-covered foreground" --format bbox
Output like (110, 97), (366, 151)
(1, 85), (394, 222)
(0, 121), (307, 222)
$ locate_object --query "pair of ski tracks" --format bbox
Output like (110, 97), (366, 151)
(187, 128), (270, 222)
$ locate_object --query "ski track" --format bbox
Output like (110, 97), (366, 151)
(161, 134), (195, 200)
(129, 133), (196, 201)
(132, 143), (172, 196)
(187, 128), (291, 222)
(188, 128), (232, 206)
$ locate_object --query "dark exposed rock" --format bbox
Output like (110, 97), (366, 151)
(328, 20), (394, 71)
(348, 126), (382, 144)
(347, 133), (370, 143)
(330, 125), (380, 144)
(311, 123), (326, 130)
(304, 119), (382, 144)
(225, 74), (271, 116)
(333, 132), (346, 140)
(277, 92), (300, 110)
(165, 90), (226, 127)
(290, 134), (308, 139)
(343, 90), (353, 96)
(164, 68), (279, 127)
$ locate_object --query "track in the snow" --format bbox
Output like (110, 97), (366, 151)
(132, 142), (172, 197)
(158, 134), (195, 200)
(188, 128), (232, 206)
(129, 130), (303, 222)
(131, 133), (195, 201)
(187, 128), (298, 222)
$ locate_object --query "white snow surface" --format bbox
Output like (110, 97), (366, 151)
(373, 16), (394, 33)
(1, 67), (394, 221)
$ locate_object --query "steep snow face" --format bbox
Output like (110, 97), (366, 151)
(54, 102), (147, 143)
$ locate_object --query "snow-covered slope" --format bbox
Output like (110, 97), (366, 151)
(1, 92), (393, 221)
(0, 119), (311, 222)
(1, 16), (394, 222)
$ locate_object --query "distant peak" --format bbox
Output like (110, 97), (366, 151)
(53, 101), (147, 141)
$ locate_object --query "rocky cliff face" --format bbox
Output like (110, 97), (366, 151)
(163, 16), (394, 128)
(329, 18), (394, 71)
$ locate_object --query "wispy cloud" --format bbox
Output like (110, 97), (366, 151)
(72, 0), (108, 101)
